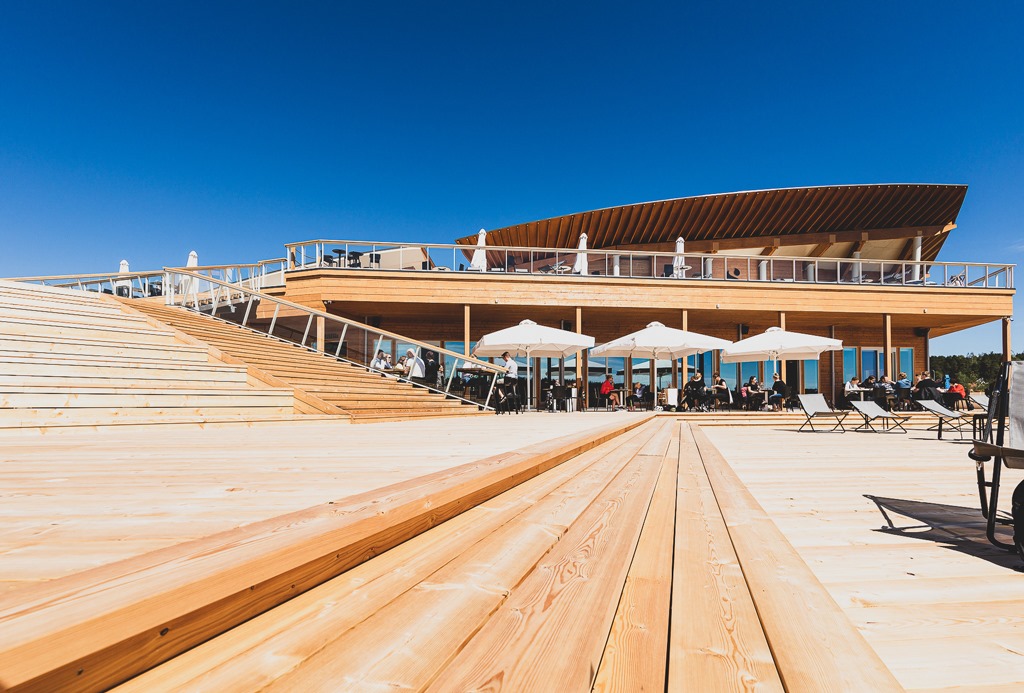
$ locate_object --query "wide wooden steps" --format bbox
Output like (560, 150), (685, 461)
(0, 415), (907, 691)
(0, 280), (298, 427)
(129, 301), (485, 422)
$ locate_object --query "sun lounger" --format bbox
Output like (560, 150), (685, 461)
(797, 394), (847, 433)
(916, 399), (968, 439)
(850, 401), (909, 433)
(970, 392), (989, 411)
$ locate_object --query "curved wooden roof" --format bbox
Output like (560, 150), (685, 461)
(456, 184), (967, 258)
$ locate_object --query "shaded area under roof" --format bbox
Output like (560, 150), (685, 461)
(456, 184), (967, 259)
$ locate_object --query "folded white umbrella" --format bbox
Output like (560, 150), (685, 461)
(474, 319), (595, 409)
(470, 228), (488, 271)
(592, 321), (731, 401)
(720, 326), (842, 374)
(572, 232), (588, 275)
(672, 237), (687, 278)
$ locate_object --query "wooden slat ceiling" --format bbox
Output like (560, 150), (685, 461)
(456, 184), (967, 261)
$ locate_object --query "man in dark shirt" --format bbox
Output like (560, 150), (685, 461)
(913, 371), (941, 400)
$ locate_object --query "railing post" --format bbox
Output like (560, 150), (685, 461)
(483, 373), (497, 409)
(268, 304), (280, 336)
(301, 314), (313, 346)
(335, 324), (348, 357)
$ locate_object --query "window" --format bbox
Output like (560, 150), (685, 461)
(899, 348), (914, 377)
(843, 348), (858, 383)
(804, 359), (819, 393)
(719, 363), (738, 389)
(740, 362), (759, 385)
(861, 348), (881, 379)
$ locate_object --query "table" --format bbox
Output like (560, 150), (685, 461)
(331, 248), (346, 267)
(846, 388), (873, 401)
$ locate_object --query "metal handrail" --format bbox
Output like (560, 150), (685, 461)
(163, 267), (503, 409)
(283, 238), (1014, 289)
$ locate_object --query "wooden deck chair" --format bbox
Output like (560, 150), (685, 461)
(969, 361), (1024, 559)
(850, 401), (909, 433)
(970, 392), (989, 411)
(916, 399), (968, 440)
(797, 394), (848, 433)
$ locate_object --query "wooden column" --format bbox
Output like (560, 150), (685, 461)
(778, 311), (786, 330)
(575, 307), (584, 407)
(681, 309), (688, 332)
(315, 315), (326, 353)
(671, 360), (679, 389)
(1003, 317), (1013, 362)
(463, 305), (471, 355)
(882, 314), (892, 377)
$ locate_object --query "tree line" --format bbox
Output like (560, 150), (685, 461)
(929, 352), (1021, 391)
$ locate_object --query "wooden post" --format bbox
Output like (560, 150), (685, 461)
(681, 309), (688, 332)
(463, 305), (471, 355)
(575, 307), (584, 408)
(778, 311), (786, 330)
(1003, 317), (1013, 362)
(882, 314), (892, 377)
(671, 360), (679, 389)
(316, 314), (325, 353)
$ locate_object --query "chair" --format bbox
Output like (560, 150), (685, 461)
(368, 253), (382, 269)
(797, 394), (848, 433)
(916, 399), (968, 440)
(850, 401), (910, 433)
(663, 388), (679, 412)
(969, 361), (1024, 559)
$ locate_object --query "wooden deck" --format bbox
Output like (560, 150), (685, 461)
(0, 412), (1021, 691)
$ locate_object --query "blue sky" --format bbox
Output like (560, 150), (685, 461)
(1, 2), (1021, 355)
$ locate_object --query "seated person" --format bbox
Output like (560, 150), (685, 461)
(626, 382), (648, 411)
(876, 375), (896, 410)
(943, 377), (966, 409)
(394, 355), (409, 374)
(768, 373), (786, 411)
(370, 350), (389, 371)
(683, 372), (707, 410)
(896, 371), (913, 389)
(912, 371), (940, 400)
(745, 376), (765, 410)
(710, 372), (730, 407)
(405, 348), (427, 383)
(600, 374), (620, 408)
(862, 375), (877, 390)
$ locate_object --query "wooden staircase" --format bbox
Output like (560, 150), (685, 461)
(129, 300), (486, 422)
(0, 280), (297, 428)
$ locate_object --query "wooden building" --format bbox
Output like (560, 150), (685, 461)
(270, 184), (1014, 404)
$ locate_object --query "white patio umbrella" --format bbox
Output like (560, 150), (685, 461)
(115, 259), (132, 296)
(592, 321), (732, 403)
(672, 237), (687, 278)
(572, 232), (588, 275)
(720, 326), (842, 375)
(181, 250), (199, 298)
(470, 228), (487, 271)
(474, 319), (595, 409)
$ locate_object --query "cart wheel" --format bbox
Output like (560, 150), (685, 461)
(1013, 480), (1024, 561)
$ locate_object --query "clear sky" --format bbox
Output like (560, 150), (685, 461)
(1, 2), (1021, 355)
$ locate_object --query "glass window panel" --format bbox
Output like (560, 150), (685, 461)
(740, 362), (759, 385)
(804, 359), (819, 393)
(899, 348), (914, 376)
(719, 363), (738, 390)
(861, 349), (879, 379)
(843, 348), (858, 382)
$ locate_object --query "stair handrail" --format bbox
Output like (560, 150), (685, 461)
(163, 267), (503, 410)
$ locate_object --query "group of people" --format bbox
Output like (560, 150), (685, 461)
(739, 373), (788, 411)
(844, 370), (970, 410)
(370, 348), (444, 387)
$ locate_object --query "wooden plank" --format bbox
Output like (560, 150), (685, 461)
(240, 422), (667, 692)
(690, 424), (903, 691)
(668, 423), (783, 691)
(425, 423), (669, 691)
(592, 423), (678, 692)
